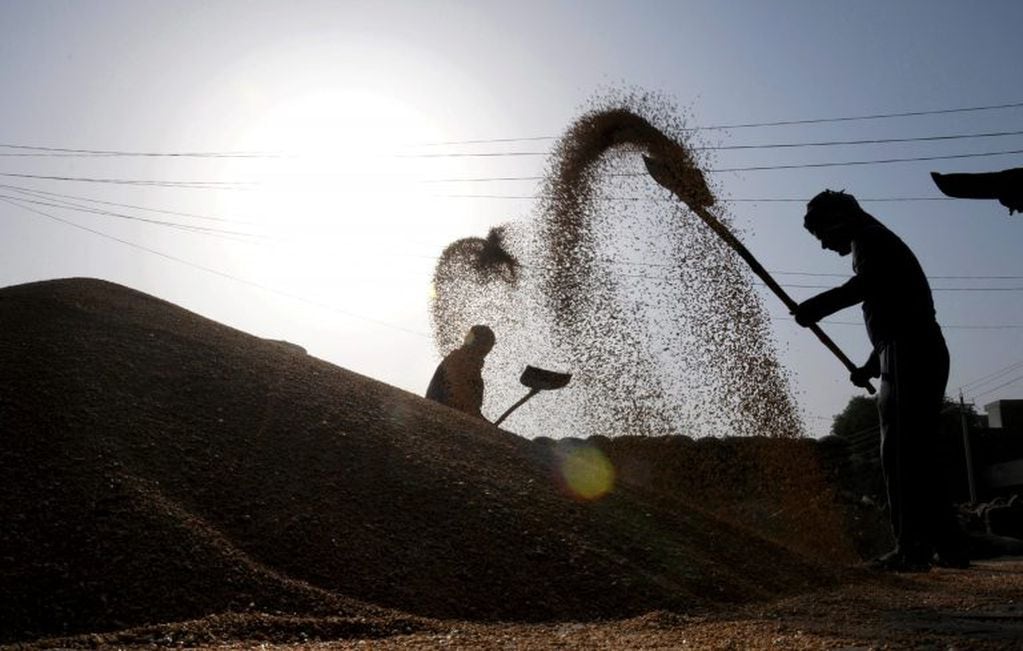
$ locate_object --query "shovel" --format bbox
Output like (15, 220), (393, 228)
(643, 154), (876, 394)
(494, 365), (572, 427)
(931, 168), (1023, 215)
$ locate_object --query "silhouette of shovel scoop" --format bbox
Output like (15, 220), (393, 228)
(494, 365), (572, 427)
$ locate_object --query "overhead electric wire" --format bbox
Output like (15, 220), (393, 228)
(780, 283), (1023, 292)
(0, 183), (258, 225)
(421, 147), (1023, 183)
(960, 359), (1023, 389)
(971, 374), (1023, 401)
(589, 255), (1023, 280)
(0, 193), (270, 241)
(7, 183), (1020, 292)
(691, 100), (1023, 130)
(413, 99), (1023, 146)
(0, 197), (431, 338)
(10, 188), (1021, 294)
(959, 360), (1023, 392)
(809, 319), (1023, 330)
(7, 192), (1023, 336)
(0, 171), (256, 189)
(8, 125), (1023, 160)
(764, 270), (1023, 281)
(434, 193), (959, 203)
(712, 148), (1023, 173)
(6, 96), (1009, 159)
(0, 143), (280, 158)
(401, 128), (1023, 158)
(519, 260), (1023, 293)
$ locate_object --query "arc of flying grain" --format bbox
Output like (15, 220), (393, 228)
(430, 99), (804, 438)
(641, 150), (875, 394)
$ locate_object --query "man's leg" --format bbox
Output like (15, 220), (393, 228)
(875, 341), (931, 571)
(913, 335), (969, 567)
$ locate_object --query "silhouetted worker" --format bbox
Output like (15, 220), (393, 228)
(792, 189), (967, 572)
(425, 325), (495, 420)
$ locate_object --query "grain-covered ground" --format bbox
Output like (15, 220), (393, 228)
(2, 278), (1021, 650)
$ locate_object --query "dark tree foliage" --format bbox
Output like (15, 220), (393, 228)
(831, 395), (878, 439)
(940, 396), (981, 433)
(830, 394), (979, 440)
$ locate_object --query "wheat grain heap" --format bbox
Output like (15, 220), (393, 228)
(432, 93), (803, 438)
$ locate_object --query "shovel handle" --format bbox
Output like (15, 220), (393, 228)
(693, 206), (876, 395)
(494, 388), (540, 427)
(644, 154), (876, 396)
(689, 205), (876, 395)
(645, 155), (875, 393)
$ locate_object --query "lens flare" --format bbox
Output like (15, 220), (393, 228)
(560, 445), (615, 501)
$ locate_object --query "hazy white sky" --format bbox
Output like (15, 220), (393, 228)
(3, 0), (1022, 436)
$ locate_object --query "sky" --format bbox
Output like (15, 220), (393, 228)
(2, 0), (1022, 438)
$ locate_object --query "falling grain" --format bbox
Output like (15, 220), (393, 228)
(431, 90), (803, 439)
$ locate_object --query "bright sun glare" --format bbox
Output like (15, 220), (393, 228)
(221, 89), (446, 311)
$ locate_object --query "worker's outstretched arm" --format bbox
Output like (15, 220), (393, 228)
(793, 277), (864, 326)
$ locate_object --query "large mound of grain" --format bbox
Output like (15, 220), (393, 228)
(0, 278), (845, 646)
(431, 93), (802, 439)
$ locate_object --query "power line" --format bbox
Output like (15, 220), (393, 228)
(697, 100), (1023, 130)
(811, 319), (1023, 331)
(588, 256), (1023, 281)
(536, 262), (1023, 293)
(11, 185), (976, 250)
(712, 148), (1023, 173)
(413, 99), (1023, 145)
(7, 193), (1023, 336)
(0, 198), (431, 338)
(422, 147), (1023, 182)
(8, 126), (1023, 160)
(771, 270), (1023, 281)
(6, 148), (1020, 189)
(0, 183), (258, 225)
(0, 171), (256, 189)
(400, 128), (1023, 158)
(699, 129), (1023, 150)
(0, 193), (270, 241)
(8, 184), (1019, 284)
(971, 374), (1023, 401)
(11, 188), (1020, 293)
(8, 184), (1020, 290)
(959, 360), (1023, 392)
(434, 193), (957, 203)
(768, 282), (1023, 292)
(0, 143), (280, 158)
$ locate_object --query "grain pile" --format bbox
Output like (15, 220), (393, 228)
(7, 278), (1023, 650)
(1, 277), (841, 647)
(431, 92), (802, 438)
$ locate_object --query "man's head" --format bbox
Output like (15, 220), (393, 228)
(463, 324), (496, 356)
(803, 189), (866, 256)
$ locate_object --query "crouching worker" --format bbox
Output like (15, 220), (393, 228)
(792, 189), (967, 572)
(425, 324), (495, 421)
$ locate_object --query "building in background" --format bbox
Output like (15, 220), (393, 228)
(984, 399), (1023, 431)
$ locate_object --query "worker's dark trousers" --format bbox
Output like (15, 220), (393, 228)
(877, 330), (958, 558)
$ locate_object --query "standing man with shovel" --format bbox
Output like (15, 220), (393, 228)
(644, 139), (964, 571)
(792, 189), (967, 572)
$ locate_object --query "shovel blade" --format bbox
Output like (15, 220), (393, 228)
(520, 365), (571, 391)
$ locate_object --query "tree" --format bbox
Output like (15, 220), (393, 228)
(831, 395), (979, 440)
(831, 395), (879, 439)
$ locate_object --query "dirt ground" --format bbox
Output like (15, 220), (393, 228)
(3, 278), (1021, 650)
(24, 560), (1023, 649)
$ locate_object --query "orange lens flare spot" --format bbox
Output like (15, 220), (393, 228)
(560, 446), (615, 501)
